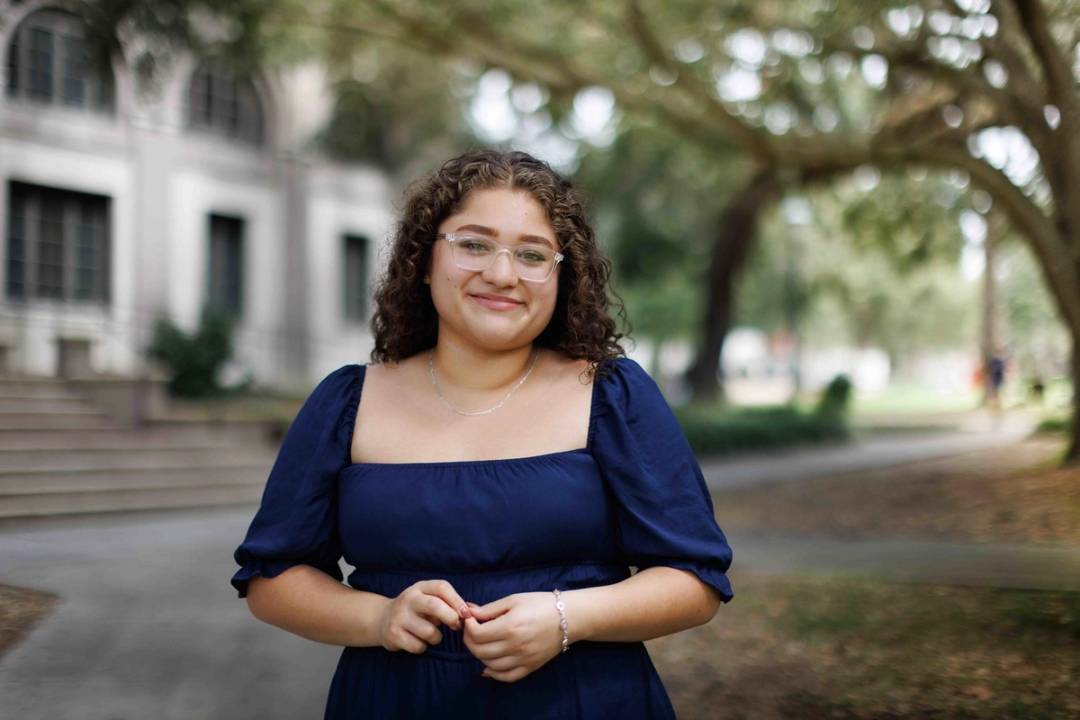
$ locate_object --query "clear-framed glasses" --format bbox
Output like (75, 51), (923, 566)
(436, 232), (564, 283)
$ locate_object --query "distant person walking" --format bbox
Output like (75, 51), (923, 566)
(989, 354), (1007, 409)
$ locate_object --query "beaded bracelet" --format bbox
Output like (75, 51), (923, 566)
(552, 588), (569, 653)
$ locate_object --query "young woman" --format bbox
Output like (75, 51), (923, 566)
(230, 148), (734, 719)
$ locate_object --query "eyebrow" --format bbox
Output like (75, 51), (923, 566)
(454, 224), (556, 249)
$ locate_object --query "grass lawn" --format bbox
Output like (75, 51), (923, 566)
(850, 384), (982, 416)
(657, 432), (1080, 717)
(651, 571), (1080, 719)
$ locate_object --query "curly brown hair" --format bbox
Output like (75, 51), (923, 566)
(370, 148), (628, 378)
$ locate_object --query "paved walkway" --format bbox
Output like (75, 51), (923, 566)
(699, 409), (1039, 490)
(726, 530), (1080, 592)
(0, 507), (338, 720)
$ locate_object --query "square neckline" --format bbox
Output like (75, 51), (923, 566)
(343, 361), (601, 469)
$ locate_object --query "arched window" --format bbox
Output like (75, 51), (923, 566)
(5, 7), (115, 112)
(187, 61), (265, 147)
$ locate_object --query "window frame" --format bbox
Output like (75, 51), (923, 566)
(6, 180), (112, 305)
(206, 212), (246, 320)
(186, 61), (266, 147)
(342, 232), (370, 325)
(4, 7), (115, 113)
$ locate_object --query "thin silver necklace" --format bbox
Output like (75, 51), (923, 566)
(428, 349), (540, 416)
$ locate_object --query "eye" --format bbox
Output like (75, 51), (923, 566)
(516, 248), (550, 265)
(458, 236), (493, 253)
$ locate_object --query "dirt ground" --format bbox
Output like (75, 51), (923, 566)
(650, 570), (1080, 720)
(716, 435), (1078, 545)
(0, 583), (58, 661)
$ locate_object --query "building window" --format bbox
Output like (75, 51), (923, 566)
(342, 234), (369, 323)
(207, 214), (244, 319)
(187, 61), (265, 146)
(5, 8), (115, 112)
(6, 181), (111, 303)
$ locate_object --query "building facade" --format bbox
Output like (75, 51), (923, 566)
(0, 0), (393, 388)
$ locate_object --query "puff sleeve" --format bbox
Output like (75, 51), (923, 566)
(230, 364), (362, 598)
(590, 358), (734, 603)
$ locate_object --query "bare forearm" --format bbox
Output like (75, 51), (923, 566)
(561, 567), (721, 643)
(246, 565), (389, 648)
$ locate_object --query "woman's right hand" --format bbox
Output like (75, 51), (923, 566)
(377, 580), (473, 654)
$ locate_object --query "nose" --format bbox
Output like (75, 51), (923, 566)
(482, 248), (518, 286)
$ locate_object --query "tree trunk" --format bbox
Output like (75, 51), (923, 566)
(1069, 338), (1080, 464)
(687, 168), (782, 402)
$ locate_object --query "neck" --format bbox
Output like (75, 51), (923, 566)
(430, 338), (538, 394)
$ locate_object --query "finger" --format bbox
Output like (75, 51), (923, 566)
(470, 596), (513, 621)
(482, 666), (527, 683)
(404, 617), (442, 646)
(464, 612), (512, 644)
(463, 629), (512, 661)
(480, 654), (518, 671)
(390, 627), (428, 655)
(411, 592), (463, 631)
(415, 580), (472, 624)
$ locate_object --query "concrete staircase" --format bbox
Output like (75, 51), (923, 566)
(0, 375), (278, 519)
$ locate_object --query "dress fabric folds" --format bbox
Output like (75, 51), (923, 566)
(231, 357), (734, 719)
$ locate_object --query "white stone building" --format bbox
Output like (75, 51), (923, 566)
(0, 0), (394, 388)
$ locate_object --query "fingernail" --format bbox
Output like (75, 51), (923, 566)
(459, 605), (471, 617)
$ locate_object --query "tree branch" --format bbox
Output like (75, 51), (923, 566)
(1008, 0), (1077, 120)
(623, 0), (773, 159)
(915, 140), (1080, 334)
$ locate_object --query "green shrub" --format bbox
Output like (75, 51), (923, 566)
(815, 373), (853, 430)
(146, 304), (250, 398)
(1036, 416), (1071, 434)
(674, 402), (848, 457)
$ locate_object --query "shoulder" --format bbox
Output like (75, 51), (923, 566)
(301, 363), (365, 412)
(315, 363), (365, 388)
(595, 356), (658, 393)
(592, 356), (673, 420)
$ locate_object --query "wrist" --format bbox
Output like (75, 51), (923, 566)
(556, 588), (592, 643)
(355, 592), (392, 648)
(552, 588), (570, 652)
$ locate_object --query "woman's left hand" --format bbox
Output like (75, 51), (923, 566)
(462, 592), (564, 683)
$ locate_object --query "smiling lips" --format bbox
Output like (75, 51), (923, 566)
(469, 293), (524, 311)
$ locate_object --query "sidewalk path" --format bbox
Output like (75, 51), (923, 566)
(0, 507), (338, 720)
(699, 410), (1038, 491)
(726, 530), (1080, 592)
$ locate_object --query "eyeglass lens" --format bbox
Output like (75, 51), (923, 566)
(450, 236), (556, 281)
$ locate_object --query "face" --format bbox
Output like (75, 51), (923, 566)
(426, 187), (561, 353)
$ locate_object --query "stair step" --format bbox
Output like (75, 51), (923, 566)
(0, 447), (276, 472)
(0, 483), (264, 518)
(0, 414), (121, 430)
(0, 378), (286, 519)
(0, 398), (102, 413)
(0, 426), (270, 448)
(0, 387), (86, 401)
(0, 465), (270, 495)
(0, 377), (82, 398)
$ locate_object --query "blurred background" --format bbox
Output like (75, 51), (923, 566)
(0, 0), (1077, 718)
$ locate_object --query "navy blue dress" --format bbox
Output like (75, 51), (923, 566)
(231, 357), (733, 719)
